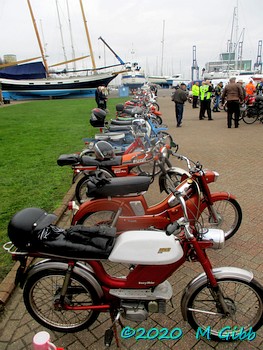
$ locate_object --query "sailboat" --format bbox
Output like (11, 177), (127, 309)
(0, 0), (123, 100)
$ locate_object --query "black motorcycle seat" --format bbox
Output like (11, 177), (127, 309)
(57, 154), (80, 166)
(81, 156), (122, 166)
(107, 125), (132, 132)
(87, 175), (151, 197)
(110, 119), (133, 126)
(57, 154), (122, 167)
(30, 225), (116, 259)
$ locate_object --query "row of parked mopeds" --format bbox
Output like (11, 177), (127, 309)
(4, 88), (263, 347)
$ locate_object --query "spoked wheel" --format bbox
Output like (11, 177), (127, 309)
(155, 115), (163, 125)
(186, 277), (263, 341)
(23, 269), (101, 332)
(198, 198), (242, 240)
(152, 102), (160, 111)
(242, 111), (258, 124)
(137, 160), (160, 177)
(77, 210), (117, 227)
(75, 169), (114, 204)
(157, 131), (173, 148)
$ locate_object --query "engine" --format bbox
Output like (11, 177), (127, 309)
(121, 299), (167, 322)
(109, 280), (173, 322)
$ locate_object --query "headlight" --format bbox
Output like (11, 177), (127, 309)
(201, 229), (225, 249)
(161, 146), (168, 158)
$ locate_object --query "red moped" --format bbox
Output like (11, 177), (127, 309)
(71, 153), (242, 240)
(4, 190), (262, 345)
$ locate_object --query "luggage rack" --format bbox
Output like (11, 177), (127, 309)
(3, 241), (28, 257)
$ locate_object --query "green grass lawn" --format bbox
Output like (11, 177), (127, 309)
(0, 96), (127, 281)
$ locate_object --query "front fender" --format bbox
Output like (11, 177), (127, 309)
(210, 191), (236, 201)
(72, 198), (134, 224)
(181, 267), (253, 321)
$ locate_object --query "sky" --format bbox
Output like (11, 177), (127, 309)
(0, 0), (262, 79)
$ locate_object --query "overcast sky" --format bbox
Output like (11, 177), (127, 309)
(0, 0), (262, 78)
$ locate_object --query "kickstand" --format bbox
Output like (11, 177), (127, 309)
(104, 310), (124, 348)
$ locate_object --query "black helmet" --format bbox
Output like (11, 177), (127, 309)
(8, 208), (57, 248)
(90, 108), (107, 127)
(94, 141), (115, 160)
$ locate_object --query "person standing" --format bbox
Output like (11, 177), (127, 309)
(213, 81), (223, 112)
(245, 79), (256, 96)
(96, 85), (108, 110)
(199, 80), (213, 120)
(191, 81), (200, 108)
(171, 83), (188, 127)
(221, 77), (244, 128)
(237, 80), (246, 100)
(256, 78), (263, 95)
(95, 86), (101, 108)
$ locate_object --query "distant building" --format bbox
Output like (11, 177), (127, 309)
(205, 52), (252, 73)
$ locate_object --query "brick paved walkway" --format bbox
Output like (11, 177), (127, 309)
(0, 93), (262, 349)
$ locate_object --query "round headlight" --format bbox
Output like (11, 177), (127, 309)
(161, 146), (168, 158)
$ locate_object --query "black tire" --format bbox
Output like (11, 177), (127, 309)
(137, 154), (172, 177)
(198, 198), (242, 240)
(157, 131), (173, 148)
(23, 269), (101, 333)
(186, 277), (263, 341)
(75, 169), (114, 204)
(163, 170), (186, 194)
(77, 210), (117, 227)
(152, 102), (160, 111)
(156, 115), (163, 125)
(242, 110), (258, 124)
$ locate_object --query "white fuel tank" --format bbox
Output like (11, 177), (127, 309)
(109, 230), (184, 265)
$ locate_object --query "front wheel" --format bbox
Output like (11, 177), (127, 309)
(242, 110), (258, 124)
(198, 198), (242, 240)
(186, 277), (263, 341)
(23, 269), (101, 332)
(157, 131), (173, 148)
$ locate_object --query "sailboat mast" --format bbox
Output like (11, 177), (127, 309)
(79, 0), (97, 71)
(66, 0), (76, 71)
(27, 0), (49, 76)
(160, 20), (165, 76)
(55, 0), (68, 70)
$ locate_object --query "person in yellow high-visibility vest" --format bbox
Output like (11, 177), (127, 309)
(199, 80), (213, 120)
(191, 81), (200, 108)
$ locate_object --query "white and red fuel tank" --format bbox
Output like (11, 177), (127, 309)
(109, 230), (184, 265)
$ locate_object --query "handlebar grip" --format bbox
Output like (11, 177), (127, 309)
(166, 222), (181, 236)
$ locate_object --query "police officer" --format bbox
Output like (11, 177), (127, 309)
(199, 80), (213, 120)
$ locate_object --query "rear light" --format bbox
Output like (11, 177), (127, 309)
(68, 201), (79, 212)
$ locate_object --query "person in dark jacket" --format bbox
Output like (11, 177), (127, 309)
(171, 83), (188, 127)
(222, 77), (244, 128)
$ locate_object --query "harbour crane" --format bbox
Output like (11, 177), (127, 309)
(254, 40), (262, 73)
(191, 45), (199, 81)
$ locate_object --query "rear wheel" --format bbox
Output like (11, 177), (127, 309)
(77, 210), (117, 227)
(197, 198), (242, 240)
(23, 269), (101, 332)
(186, 277), (263, 341)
